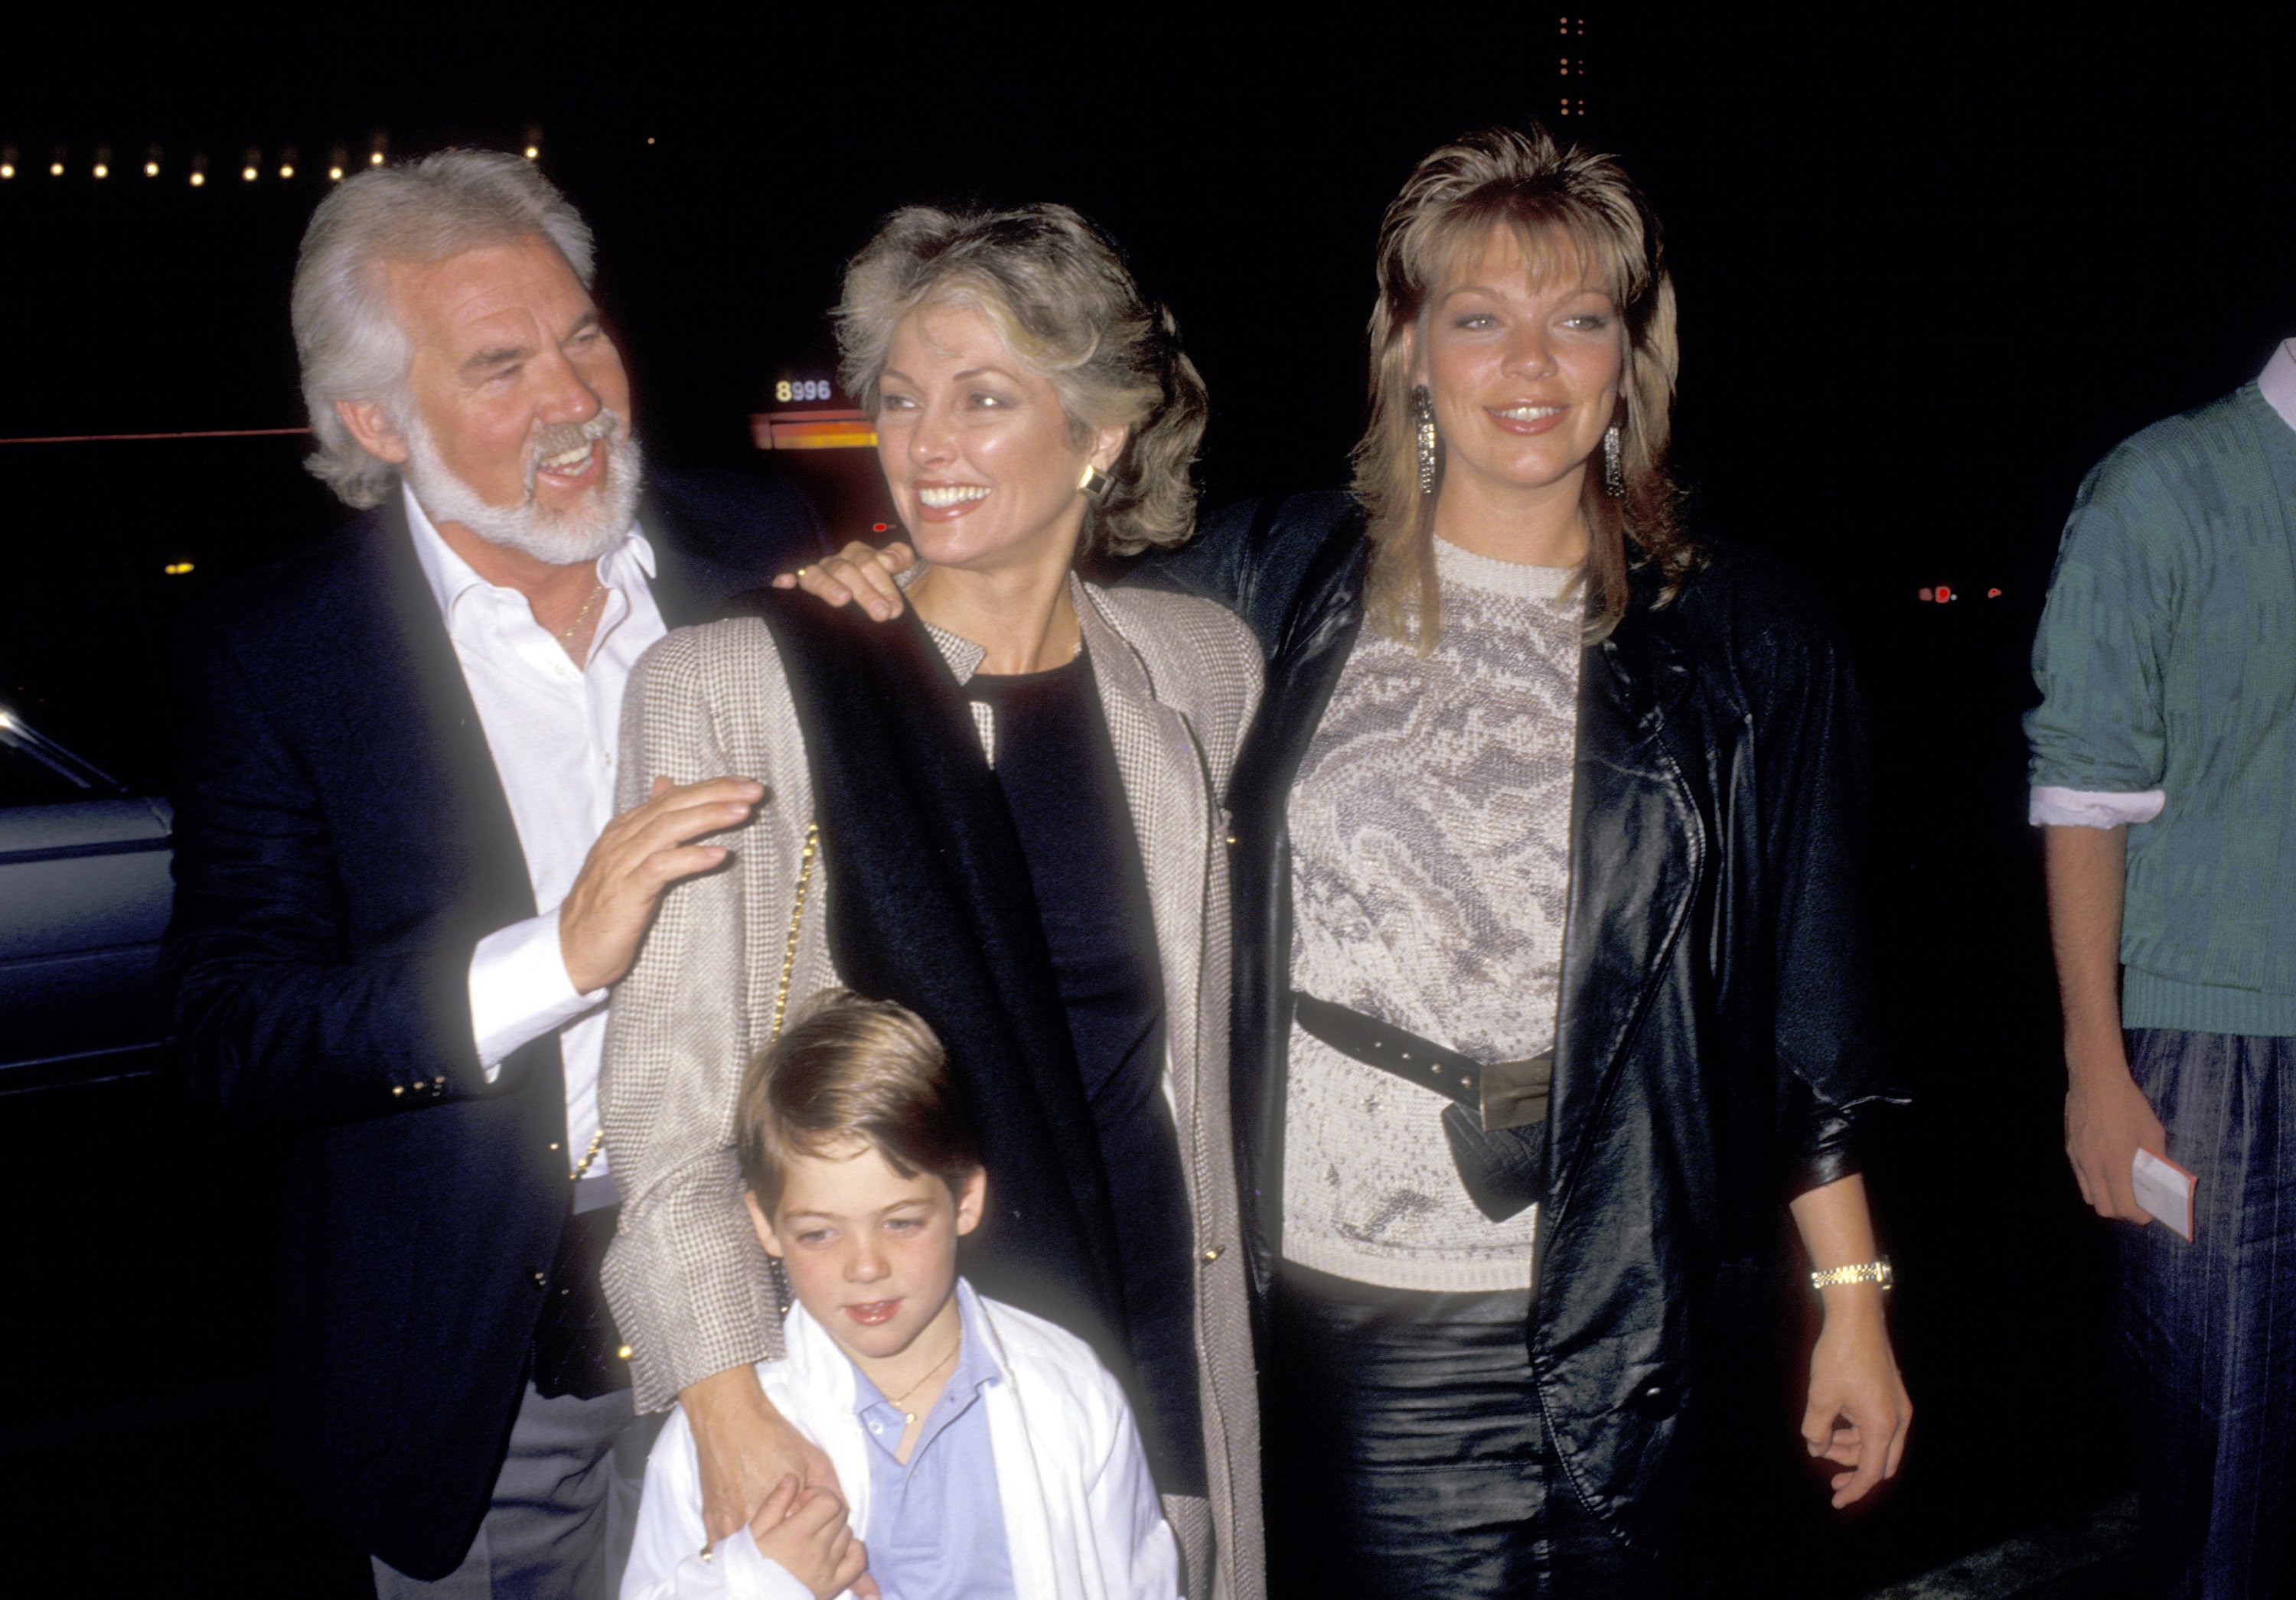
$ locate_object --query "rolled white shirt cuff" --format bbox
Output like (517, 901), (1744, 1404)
(469, 905), (608, 1080)
(2029, 785), (2167, 828)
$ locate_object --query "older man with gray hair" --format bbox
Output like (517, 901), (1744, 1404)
(165, 150), (825, 1595)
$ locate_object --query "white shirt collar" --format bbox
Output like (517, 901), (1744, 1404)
(2259, 338), (2296, 436)
(400, 481), (656, 623)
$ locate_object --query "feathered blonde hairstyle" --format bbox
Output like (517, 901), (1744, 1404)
(1352, 123), (1698, 647)
(836, 204), (1208, 558)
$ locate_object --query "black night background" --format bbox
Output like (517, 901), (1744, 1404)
(3, 12), (2291, 1594)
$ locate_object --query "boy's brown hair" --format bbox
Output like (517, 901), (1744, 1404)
(736, 989), (984, 1211)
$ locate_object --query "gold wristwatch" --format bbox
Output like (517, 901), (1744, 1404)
(1809, 1257), (1893, 1292)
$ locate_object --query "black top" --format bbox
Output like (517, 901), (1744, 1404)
(964, 653), (1206, 1494)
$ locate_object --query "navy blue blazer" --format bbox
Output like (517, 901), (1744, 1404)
(164, 469), (825, 1579)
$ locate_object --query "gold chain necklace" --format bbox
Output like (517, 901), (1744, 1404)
(555, 581), (605, 644)
(882, 1334), (962, 1425)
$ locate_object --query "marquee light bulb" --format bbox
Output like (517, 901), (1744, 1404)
(145, 161), (159, 177)
(0, 164), (15, 179)
(93, 162), (109, 178)
(369, 152), (383, 165)
(190, 171), (206, 187)
(328, 165), (344, 181)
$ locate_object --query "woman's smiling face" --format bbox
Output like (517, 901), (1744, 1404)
(1415, 224), (1626, 511)
(872, 300), (1120, 578)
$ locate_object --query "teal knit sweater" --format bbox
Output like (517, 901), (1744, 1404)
(2027, 381), (2296, 1037)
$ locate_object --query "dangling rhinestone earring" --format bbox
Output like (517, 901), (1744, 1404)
(1413, 386), (1438, 496)
(1602, 423), (1625, 498)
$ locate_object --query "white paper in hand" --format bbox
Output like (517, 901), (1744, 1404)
(2132, 1148), (2197, 1241)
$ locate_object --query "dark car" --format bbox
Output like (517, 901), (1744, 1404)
(0, 708), (173, 1084)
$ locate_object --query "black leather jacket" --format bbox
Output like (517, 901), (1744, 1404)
(1145, 493), (1900, 1560)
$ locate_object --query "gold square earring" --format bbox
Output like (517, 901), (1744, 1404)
(1078, 462), (1114, 503)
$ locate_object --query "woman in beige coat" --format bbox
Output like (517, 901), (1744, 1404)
(600, 205), (1264, 1600)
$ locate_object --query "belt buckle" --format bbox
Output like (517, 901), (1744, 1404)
(1479, 1049), (1554, 1132)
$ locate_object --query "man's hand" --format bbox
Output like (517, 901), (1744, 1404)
(2066, 1043), (2170, 1224)
(2041, 825), (2163, 1224)
(771, 540), (915, 622)
(1801, 1288), (1913, 1510)
(559, 775), (765, 995)
(680, 1366), (841, 1542)
(748, 1475), (869, 1600)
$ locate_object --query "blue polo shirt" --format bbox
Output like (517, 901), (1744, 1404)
(851, 1280), (1016, 1600)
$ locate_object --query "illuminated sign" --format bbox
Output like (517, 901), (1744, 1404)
(753, 373), (872, 448)
(749, 409), (876, 451)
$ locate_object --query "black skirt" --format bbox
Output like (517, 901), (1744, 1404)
(1265, 1262), (1664, 1598)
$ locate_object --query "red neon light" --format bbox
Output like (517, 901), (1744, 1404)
(0, 426), (311, 445)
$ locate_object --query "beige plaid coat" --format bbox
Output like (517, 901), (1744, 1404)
(600, 575), (1264, 1600)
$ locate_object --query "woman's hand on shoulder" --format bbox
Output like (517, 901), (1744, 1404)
(772, 540), (916, 622)
(1801, 1286), (1912, 1509)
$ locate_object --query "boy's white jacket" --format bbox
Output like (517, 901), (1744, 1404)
(621, 1289), (1180, 1600)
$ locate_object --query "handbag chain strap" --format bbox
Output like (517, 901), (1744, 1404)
(762, 822), (821, 1330)
(568, 819), (822, 1186)
(771, 821), (822, 1042)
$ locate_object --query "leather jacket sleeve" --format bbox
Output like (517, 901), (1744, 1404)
(1714, 563), (1902, 1197)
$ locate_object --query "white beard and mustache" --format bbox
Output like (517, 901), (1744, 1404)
(400, 406), (647, 566)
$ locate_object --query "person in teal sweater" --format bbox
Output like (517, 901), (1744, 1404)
(2027, 336), (2296, 1599)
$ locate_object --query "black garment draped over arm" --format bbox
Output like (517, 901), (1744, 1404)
(964, 655), (1206, 1495)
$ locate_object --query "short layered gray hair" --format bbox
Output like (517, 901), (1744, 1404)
(291, 150), (596, 508)
(835, 204), (1208, 558)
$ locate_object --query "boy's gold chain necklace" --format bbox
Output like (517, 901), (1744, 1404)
(884, 1334), (964, 1424)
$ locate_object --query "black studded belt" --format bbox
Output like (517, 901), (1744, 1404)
(1291, 992), (1554, 1223)
(1291, 992), (1553, 1132)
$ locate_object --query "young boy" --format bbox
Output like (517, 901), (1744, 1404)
(621, 991), (1179, 1600)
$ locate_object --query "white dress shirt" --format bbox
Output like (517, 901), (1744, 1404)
(404, 485), (668, 1177)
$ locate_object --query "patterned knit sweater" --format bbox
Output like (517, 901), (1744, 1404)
(1282, 537), (1580, 1292)
(2026, 378), (2296, 1035)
